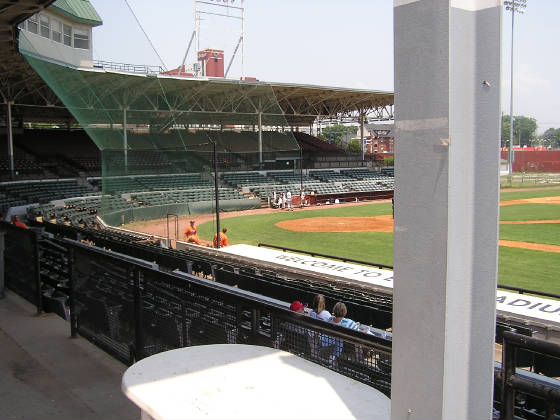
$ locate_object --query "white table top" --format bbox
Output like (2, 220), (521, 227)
(122, 344), (390, 420)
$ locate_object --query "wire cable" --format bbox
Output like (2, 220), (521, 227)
(123, 0), (168, 72)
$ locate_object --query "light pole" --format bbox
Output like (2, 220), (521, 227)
(504, 0), (527, 176)
(204, 134), (221, 248)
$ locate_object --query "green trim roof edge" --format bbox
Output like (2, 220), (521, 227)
(50, 0), (102, 26)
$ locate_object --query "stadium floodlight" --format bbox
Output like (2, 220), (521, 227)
(504, 0), (527, 176)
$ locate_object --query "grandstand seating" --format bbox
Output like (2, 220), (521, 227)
(132, 188), (245, 206)
(344, 180), (394, 192)
(13, 129), (100, 176)
(0, 179), (94, 205)
(381, 167), (394, 177)
(222, 172), (273, 188)
(89, 174), (212, 194)
(292, 131), (344, 153)
(309, 169), (355, 182)
(267, 171), (314, 184)
(0, 192), (27, 214)
(28, 195), (136, 227)
(340, 168), (392, 180)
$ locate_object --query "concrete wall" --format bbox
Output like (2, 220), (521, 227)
(500, 150), (560, 172)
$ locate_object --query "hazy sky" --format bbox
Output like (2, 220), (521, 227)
(91, 0), (559, 133)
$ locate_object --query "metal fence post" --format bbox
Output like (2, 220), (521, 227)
(68, 247), (78, 338)
(501, 336), (516, 419)
(32, 231), (42, 315)
(133, 267), (145, 362)
(0, 230), (5, 299)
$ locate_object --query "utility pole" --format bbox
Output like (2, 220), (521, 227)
(504, 0), (527, 175)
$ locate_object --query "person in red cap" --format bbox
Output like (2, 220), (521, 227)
(11, 215), (28, 229)
(289, 301), (307, 314)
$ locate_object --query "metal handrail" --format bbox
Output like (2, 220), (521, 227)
(92, 60), (164, 75)
(501, 331), (560, 419)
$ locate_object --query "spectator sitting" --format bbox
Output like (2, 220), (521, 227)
(310, 294), (331, 321)
(273, 300), (310, 352)
(11, 215), (28, 229)
(309, 295), (332, 358)
(318, 302), (360, 365)
(331, 302), (360, 330)
(289, 300), (307, 314)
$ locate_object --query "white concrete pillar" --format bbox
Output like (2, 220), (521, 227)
(391, 1), (501, 419)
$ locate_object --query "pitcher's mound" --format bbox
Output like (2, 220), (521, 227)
(276, 215), (394, 233)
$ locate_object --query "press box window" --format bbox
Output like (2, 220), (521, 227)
(73, 32), (89, 49)
(52, 19), (62, 43)
(28, 16), (38, 34)
(63, 24), (72, 46)
(40, 15), (50, 38)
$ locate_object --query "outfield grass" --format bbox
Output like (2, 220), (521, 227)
(499, 204), (560, 221)
(498, 247), (560, 294)
(198, 203), (395, 266)
(199, 190), (559, 294)
(499, 224), (560, 246)
(500, 187), (560, 201)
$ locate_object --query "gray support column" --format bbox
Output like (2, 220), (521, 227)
(359, 113), (365, 161)
(392, 1), (501, 419)
(7, 101), (14, 179)
(123, 107), (128, 173)
(258, 111), (263, 163)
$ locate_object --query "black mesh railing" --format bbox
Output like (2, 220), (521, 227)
(39, 222), (393, 328)
(66, 239), (393, 395)
(4, 222), (560, 416)
(1, 222), (41, 312)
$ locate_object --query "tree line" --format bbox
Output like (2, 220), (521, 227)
(501, 115), (559, 148)
(315, 117), (560, 150)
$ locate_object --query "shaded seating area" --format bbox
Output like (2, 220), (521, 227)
(293, 132), (344, 153)
(344, 180), (395, 192)
(0, 192), (27, 215)
(0, 179), (94, 205)
(340, 168), (393, 180)
(222, 171), (274, 188)
(267, 171), (314, 184)
(310, 169), (356, 182)
(131, 188), (245, 206)
(28, 195), (136, 227)
(13, 129), (101, 176)
(90, 174), (212, 195)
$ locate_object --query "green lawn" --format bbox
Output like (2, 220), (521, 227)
(198, 203), (395, 266)
(499, 224), (560, 246)
(500, 204), (560, 221)
(498, 247), (560, 294)
(199, 191), (559, 294)
(500, 187), (560, 201)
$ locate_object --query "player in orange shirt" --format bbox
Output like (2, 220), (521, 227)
(213, 228), (229, 248)
(184, 220), (201, 245)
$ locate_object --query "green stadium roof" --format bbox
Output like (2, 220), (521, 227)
(50, 0), (102, 26)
